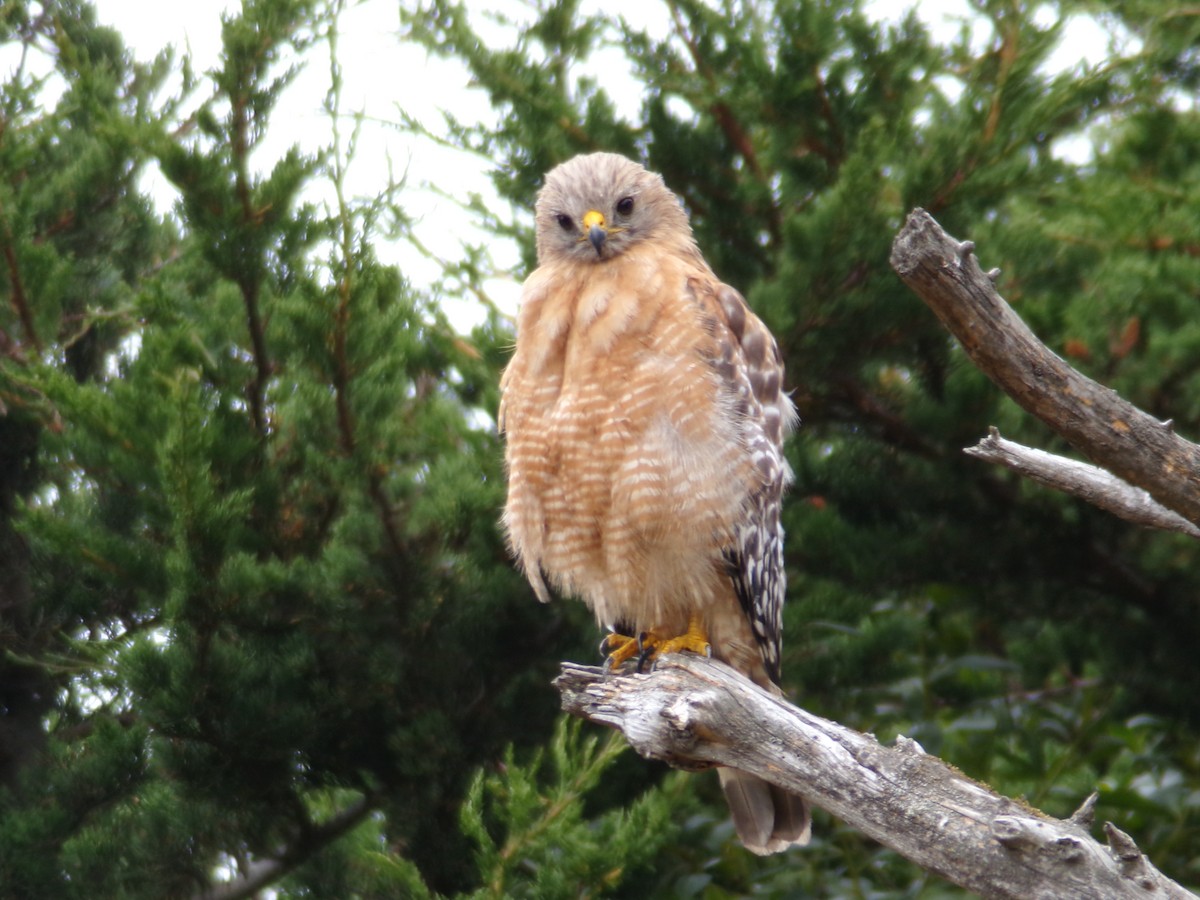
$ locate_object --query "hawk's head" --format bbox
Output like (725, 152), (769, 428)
(534, 153), (692, 264)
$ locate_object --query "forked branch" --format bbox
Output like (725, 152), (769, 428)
(890, 208), (1200, 528)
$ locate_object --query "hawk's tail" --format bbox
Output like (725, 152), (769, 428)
(718, 768), (811, 854)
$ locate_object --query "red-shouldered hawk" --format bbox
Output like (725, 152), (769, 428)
(499, 152), (808, 854)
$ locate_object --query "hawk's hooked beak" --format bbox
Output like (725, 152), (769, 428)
(582, 209), (607, 256)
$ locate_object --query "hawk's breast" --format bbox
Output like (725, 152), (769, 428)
(502, 250), (756, 633)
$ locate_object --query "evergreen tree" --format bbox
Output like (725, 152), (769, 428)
(410, 0), (1200, 893)
(3, 0), (1200, 897)
(1, 1), (599, 895)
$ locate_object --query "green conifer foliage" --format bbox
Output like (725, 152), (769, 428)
(0, 0), (171, 838)
(6, 0), (1200, 895)
(0, 1), (592, 895)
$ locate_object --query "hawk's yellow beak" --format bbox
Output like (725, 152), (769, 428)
(582, 209), (606, 256)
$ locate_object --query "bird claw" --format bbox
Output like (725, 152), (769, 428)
(636, 639), (658, 673)
(601, 630), (644, 674)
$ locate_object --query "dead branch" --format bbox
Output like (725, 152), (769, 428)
(890, 208), (1200, 527)
(966, 427), (1200, 538)
(556, 655), (1194, 900)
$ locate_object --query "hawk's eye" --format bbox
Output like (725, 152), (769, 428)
(555, 213), (573, 232)
(616, 196), (635, 216)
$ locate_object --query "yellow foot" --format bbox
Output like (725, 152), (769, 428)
(601, 616), (711, 674)
(656, 614), (712, 659)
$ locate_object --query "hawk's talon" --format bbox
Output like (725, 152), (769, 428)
(599, 633), (617, 660)
(636, 640), (656, 673)
(601, 630), (642, 673)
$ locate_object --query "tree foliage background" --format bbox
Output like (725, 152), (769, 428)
(2, 0), (1200, 896)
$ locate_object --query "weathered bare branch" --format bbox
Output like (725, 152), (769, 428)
(890, 208), (1200, 527)
(556, 655), (1194, 900)
(966, 427), (1200, 538)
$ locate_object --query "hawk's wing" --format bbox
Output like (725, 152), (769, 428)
(704, 281), (797, 686)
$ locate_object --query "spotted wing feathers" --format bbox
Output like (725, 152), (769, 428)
(707, 283), (797, 685)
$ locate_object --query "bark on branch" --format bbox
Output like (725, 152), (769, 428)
(555, 655), (1194, 900)
(890, 208), (1200, 527)
(966, 427), (1200, 538)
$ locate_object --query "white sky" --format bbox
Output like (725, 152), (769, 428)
(55, 1), (1119, 327)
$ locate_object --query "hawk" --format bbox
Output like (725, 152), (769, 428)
(499, 152), (808, 854)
